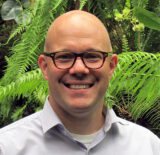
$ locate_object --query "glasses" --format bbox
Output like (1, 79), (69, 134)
(43, 50), (110, 69)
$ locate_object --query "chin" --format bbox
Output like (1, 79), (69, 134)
(66, 103), (95, 118)
(66, 98), (97, 111)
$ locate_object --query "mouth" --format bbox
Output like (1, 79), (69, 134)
(64, 83), (94, 89)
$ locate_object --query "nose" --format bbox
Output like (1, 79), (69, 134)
(69, 57), (89, 75)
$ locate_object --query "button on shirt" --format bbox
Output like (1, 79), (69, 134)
(0, 98), (160, 155)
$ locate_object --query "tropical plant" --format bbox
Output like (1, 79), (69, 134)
(0, 0), (160, 137)
(1, 0), (35, 24)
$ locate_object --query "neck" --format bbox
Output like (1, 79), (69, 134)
(49, 97), (105, 135)
(61, 108), (105, 135)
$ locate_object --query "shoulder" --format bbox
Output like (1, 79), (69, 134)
(0, 111), (41, 134)
(0, 111), (43, 144)
(0, 111), (46, 154)
(117, 117), (158, 137)
(116, 117), (160, 149)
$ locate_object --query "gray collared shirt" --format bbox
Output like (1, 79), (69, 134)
(0, 98), (160, 155)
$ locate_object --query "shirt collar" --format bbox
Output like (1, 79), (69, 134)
(102, 106), (119, 132)
(40, 97), (63, 133)
(40, 97), (127, 134)
(103, 106), (129, 132)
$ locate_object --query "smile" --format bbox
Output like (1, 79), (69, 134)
(64, 84), (93, 89)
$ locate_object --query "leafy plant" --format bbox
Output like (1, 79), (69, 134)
(1, 0), (34, 24)
(134, 7), (160, 31)
(107, 52), (160, 135)
(0, 0), (66, 125)
(122, 35), (130, 52)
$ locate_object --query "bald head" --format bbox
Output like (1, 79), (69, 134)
(44, 10), (112, 52)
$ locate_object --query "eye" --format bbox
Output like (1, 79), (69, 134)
(55, 52), (74, 62)
(84, 52), (103, 62)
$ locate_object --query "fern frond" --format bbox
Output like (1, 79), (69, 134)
(11, 104), (27, 121)
(0, 0), (65, 85)
(79, 0), (88, 10)
(0, 69), (46, 118)
(122, 35), (130, 52)
(5, 1), (42, 44)
(33, 82), (49, 105)
(130, 57), (160, 119)
(0, 69), (43, 101)
(0, 98), (13, 119)
(107, 51), (160, 135)
(108, 51), (160, 122)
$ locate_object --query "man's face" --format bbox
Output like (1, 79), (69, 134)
(39, 15), (117, 117)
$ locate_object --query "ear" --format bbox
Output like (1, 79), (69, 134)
(108, 54), (118, 79)
(38, 55), (48, 80)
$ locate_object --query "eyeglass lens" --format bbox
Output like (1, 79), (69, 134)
(54, 52), (104, 69)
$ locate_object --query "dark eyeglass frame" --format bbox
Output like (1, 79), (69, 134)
(43, 50), (111, 69)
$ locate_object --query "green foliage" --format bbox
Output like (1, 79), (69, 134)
(79, 0), (88, 10)
(107, 52), (160, 135)
(134, 7), (160, 31)
(1, 0), (32, 24)
(0, 0), (65, 85)
(0, 0), (67, 124)
(0, 68), (48, 118)
(108, 0), (160, 53)
(131, 0), (149, 8)
(11, 104), (27, 121)
(122, 35), (130, 52)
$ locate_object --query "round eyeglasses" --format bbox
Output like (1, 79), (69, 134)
(43, 50), (110, 69)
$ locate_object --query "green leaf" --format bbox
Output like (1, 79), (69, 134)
(15, 11), (31, 25)
(133, 7), (160, 31)
(79, 0), (88, 10)
(21, 0), (31, 8)
(1, 0), (23, 21)
(125, 0), (131, 8)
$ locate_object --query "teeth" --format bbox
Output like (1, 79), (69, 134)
(69, 85), (90, 89)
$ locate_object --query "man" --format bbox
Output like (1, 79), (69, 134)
(0, 10), (159, 155)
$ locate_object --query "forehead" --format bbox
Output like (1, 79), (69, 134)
(45, 12), (112, 52)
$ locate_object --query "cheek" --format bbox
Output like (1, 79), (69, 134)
(47, 70), (63, 99)
(94, 62), (110, 79)
(95, 66), (111, 87)
(46, 65), (66, 88)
